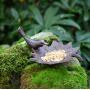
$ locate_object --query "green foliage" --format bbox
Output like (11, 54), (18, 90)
(53, 0), (90, 68)
(0, 0), (32, 44)
(54, 0), (90, 30)
(0, 0), (56, 44)
(28, 5), (80, 37)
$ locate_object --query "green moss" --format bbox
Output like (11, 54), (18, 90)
(0, 32), (57, 88)
(20, 58), (87, 89)
(0, 45), (10, 53)
(87, 70), (90, 88)
(16, 38), (24, 44)
(0, 44), (31, 88)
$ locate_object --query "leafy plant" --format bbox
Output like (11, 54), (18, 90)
(54, 0), (90, 30)
(0, 0), (32, 44)
(52, 0), (90, 68)
(75, 31), (90, 67)
(28, 5), (80, 42)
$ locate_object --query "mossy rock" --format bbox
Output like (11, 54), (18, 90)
(30, 32), (58, 43)
(20, 58), (87, 89)
(0, 32), (57, 88)
(87, 70), (90, 88)
(17, 32), (58, 45)
(0, 44), (31, 88)
(0, 45), (10, 53)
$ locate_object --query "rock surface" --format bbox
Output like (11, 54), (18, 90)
(20, 58), (87, 89)
(0, 32), (57, 88)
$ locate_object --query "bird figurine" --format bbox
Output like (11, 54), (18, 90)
(18, 26), (47, 49)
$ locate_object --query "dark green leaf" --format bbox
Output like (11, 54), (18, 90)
(49, 26), (73, 41)
(76, 31), (90, 42)
(56, 19), (80, 30)
(59, 14), (74, 19)
(44, 7), (59, 28)
(60, 0), (70, 9)
(84, 12), (89, 22)
(82, 49), (90, 62)
(27, 24), (42, 36)
(30, 5), (44, 26)
(11, 8), (19, 20)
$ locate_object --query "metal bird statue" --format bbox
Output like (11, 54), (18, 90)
(18, 27), (47, 49)
(18, 27), (83, 65)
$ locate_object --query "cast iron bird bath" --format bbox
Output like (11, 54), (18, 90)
(18, 27), (83, 65)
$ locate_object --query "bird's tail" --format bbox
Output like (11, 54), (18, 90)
(18, 26), (31, 47)
(18, 26), (26, 38)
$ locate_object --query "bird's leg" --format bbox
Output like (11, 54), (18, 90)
(31, 48), (36, 53)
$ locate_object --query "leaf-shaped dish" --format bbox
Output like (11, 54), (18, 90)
(31, 40), (82, 65)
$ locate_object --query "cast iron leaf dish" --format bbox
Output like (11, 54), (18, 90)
(18, 27), (83, 65)
(31, 41), (83, 65)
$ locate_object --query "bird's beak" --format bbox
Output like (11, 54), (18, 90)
(44, 42), (48, 45)
(41, 40), (48, 45)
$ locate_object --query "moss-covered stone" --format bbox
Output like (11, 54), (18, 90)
(0, 32), (57, 88)
(20, 58), (87, 89)
(30, 32), (58, 44)
(87, 70), (90, 88)
(0, 45), (10, 53)
(17, 32), (58, 45)
(0, 44), (31, 88)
